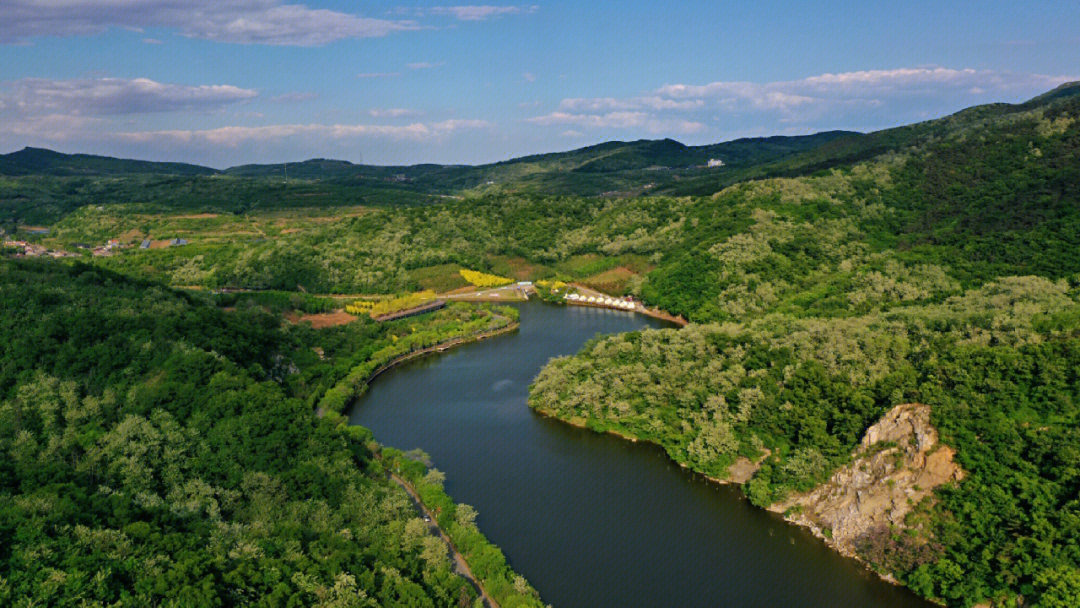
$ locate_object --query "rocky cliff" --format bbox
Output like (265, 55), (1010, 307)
(769, 403), (963, 567)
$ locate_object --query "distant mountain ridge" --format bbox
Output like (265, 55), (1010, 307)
(0, 147), (218, 177)
(1, 133), (856, 180)
(2, 81), (1078, 200)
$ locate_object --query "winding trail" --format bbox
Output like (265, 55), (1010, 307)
(389, 473), (501, 608)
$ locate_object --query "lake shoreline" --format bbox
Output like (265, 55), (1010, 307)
(530, 405), (929, 597)
(364, 318), (520, 386)
(354, 301), (931, 607)
(531, 407), (734, 486)
(318, 313), (519, 419)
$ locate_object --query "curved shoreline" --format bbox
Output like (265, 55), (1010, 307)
(353, 307), (924, 600)
(316, 317), (519, 418)
(364, 319), (520, 386)
(531, 407), (732, 485)
(530, 405), (926, 596)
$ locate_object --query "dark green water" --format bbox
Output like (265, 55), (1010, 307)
(349, 302), (931, 608)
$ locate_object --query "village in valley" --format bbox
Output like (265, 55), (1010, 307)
(2, 228), (191, 259)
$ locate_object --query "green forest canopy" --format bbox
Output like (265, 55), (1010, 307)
(2, 82), (1080, 607)
(0, 260), (542, 607)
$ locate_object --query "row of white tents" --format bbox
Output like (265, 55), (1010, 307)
(564, 292), (637, 310)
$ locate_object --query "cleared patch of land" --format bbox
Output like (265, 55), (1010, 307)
(287, 310), (358, 328)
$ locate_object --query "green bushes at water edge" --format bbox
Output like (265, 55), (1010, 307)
(385, 449), (547, 608)
(317, 304), (518, 416)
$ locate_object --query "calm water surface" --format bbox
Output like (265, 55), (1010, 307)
(350, 302), (931, 608)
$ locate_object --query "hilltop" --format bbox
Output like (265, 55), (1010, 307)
(0, 146), (217, 177)
(0, 131), (855, 197)
(2, 81), (1077, 232)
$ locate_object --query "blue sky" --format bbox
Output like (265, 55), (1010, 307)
(1, 1), (1077, 167)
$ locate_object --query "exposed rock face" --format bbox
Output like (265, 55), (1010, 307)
(769, 403), (963, 560)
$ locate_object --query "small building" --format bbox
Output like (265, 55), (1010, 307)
(140, 239), (151, 249)
(169, 238), (188, 247)
(707, 158), (725, 168)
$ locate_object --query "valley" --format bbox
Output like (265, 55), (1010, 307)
(2, 82), (1079, 607)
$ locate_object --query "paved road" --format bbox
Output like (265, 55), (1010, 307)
(389, 473), (501, 608)
(445, 284), (534, 302)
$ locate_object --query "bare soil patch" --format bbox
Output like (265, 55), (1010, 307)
(302, 310), (357, 328)
(287, 310), (357, 328)
(171, 213), (220, 219)
(582, 266), (638, 294)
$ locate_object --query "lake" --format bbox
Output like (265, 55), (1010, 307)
(350, 302), (931, 608)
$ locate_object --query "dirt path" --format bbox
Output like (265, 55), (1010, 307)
(389, 473), (500, 608)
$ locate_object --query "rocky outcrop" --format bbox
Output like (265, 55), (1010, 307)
(769, 403), (963, 562)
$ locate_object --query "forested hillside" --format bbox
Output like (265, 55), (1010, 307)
(526, 87), (1080, 606)
(0, 131), (849, 229)
(3, 83), (1079, 607)
(0, 147), (217, 177)
(531, 278), (1080, 605)
(0, 260), (542, 607)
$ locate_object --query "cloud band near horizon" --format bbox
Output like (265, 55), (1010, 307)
(0, 67), (1075, 166)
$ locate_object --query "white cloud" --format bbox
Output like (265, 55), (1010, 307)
(535, 67), (1077, 137)
(425, 5), (538, 21)
(369, 108), (424, 118)
(357, 72), (402, 79)
(1, 77), (258, 115)
(528, 111), (649, 128)
(0, 0), (418, 46)
(428, 119), (491, 131)
(527, 111), (704, 134)
(110, 119), (490, 146)
(270, 92), (317, 103)
(407, 62), (445, 70)
(558, 96), (704, 112)
(654, 67), (1073, 113)
(0, 71), (495, 161)
(0, 113), (103, 140)
(522, 72), (537, 83)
